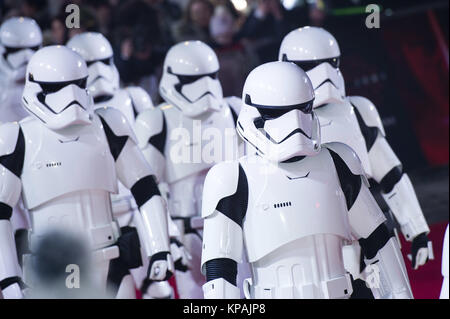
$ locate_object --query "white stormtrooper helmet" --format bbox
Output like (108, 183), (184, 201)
(159, 41), (225, 118)
(279, 26), (346, 108)
(237, 61), (321, 162)
(0, 17), (42, 82)
(22, 45), (93, 130)
(67, 32), (120, 102)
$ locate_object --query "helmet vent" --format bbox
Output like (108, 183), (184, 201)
(273, 202), (292, 209)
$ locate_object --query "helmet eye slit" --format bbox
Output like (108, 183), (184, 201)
(168, 67), (219, 85)
(3, 45), (40, 59)
(246, 94), (314, 120)
(33, 77), (88, 95)
(258, 108), (291, 120)
(288, 57), (340, 72)
(86, 57), (113, 67)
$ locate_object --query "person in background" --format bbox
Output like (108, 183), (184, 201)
(172, 0), (214, 44)
(19, 0), (50, 29)
(87, 0), (113, 37)
(209, 3), (257, 97)
(235, 0), (290, 64)
(115, 25), (163, 103)
(47, 15), (68, 45)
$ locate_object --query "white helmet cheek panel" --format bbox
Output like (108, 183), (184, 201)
(160, 73), (224, 118)
(185, 94), (224, 117)
(88, 62), (115, 84)
(263, 110), (313, 143)
(44, 84), (91, 113)
(0, 47), (35, 81)
(313, 82), (345, 108)
(307, 63), (346, 107)
(180, 77), (223, 103)
(237, 105), (321, 162)
(7, 49), (35, 69)
(87, 62), (119, 98)
(0, 57), (25, 81)
(88, 77), (116, 98)
(22, 83), (93, 130)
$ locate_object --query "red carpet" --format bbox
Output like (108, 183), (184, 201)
(399, 222), (448, 299)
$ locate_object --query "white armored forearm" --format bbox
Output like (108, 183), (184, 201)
(369, 134), (429, 240)
(116, 139), (171, 257)
(0, 220), (22, 288)
(381, 174), (430, 240)
(0, 122), (25, 296)
(134, 195), (171, 257)
(97, 108), (171, 257)
(349, 180), (412, 299)
(363, 237), (413, 299)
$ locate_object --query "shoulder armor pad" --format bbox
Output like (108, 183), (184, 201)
(0, 122), (21, 156)
(225, 96), (242, 114)
(325, 142), (367, 181)
(348, 96), (385, 136)
(134, 107), (166, 151)
(95, 107), (137, 144)
(225, 96), (242, 125)
(125, 86), (154, 114)
(202, 160), (246, 220)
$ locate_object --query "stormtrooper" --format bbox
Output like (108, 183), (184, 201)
(0, 46), (173, 299)
(201, 61), (413, 299)
(66, 32), (172, 298)
(134, 40), (242, 298)
(66, 32), (154, 124)
(0, 16), (43, 254)
(278, 27), (432, 289)
(0, 17), (42, 123)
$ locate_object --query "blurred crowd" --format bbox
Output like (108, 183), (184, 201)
(0, 0), (331, 102)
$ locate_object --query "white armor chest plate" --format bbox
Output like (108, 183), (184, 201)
(163, 104), (239, 184)
(315, 102), (372, 177)
(0, 80), (29, 122)
(241, 150), (352, 263)
(168, 170), (207, 218)
(20, 116), (118, 210)
(19, 116), (119, 249)
(94, 89), (135, 125)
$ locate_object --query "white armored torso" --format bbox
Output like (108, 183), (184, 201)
(241, 151), (352, 263)
(241, 151), (352, 298)
(136, 100), (240, 219)
(163, 103), (238, 184)
(202, 147), (360, 299)
(315, 101), (372, 177)
(20, 115), (120, 250)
